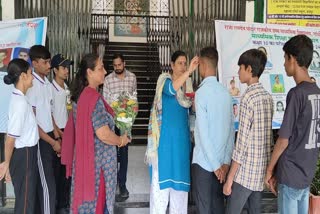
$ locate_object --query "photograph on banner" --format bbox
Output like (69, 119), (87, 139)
(215, 20), (320, 129)
(12, 47), (31, 64)
(270, 73), (285, 93)
(0, 17), (47, 133)
(266, 0), (320, 27)
(310, 50), (320, 71)
(0, 48), (13, 71)
(257, 46), (273, 69)
(272, 96), (286, 129)
(232, 97), (240, 130)
(228, 77), (241, 97)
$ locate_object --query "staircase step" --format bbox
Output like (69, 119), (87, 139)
(104, 58), (160, 63)
(136, 76), (159, 82)
(133, 71), (160, 77)
(132, 129), (148, 137)
(136, 102), (151, 109)
(122, 64), (148, 68)
(134, 118), (149, 125)
(105, 46), (149, 52)
(131, 139), (147, 144)
(132, 135), (148, 140)
(105, 42), (158, 47)
(137, 83), (157, 88)
(105, 50), (160, 56)
(137, 94), (155, 97)
(136, 98), (153, 103)
(104, 70), (160, 78)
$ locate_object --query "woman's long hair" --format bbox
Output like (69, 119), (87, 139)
(70, 53), (99, 103)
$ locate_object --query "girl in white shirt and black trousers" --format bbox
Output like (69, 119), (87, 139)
(0, 59), (39, 213)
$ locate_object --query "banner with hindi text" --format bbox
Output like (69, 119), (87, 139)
(266, 0), (320, 27)
(0, 17), (47, 133)
(215, 20), (320, 129)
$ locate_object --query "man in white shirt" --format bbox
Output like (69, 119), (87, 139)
(103, 53), (137, 201)
(26, 45), (61, 214)
(51, 53), (73, 212)
(51, 54), (73, 133)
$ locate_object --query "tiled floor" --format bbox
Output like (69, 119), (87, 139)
(0, 145), (277, 213)
(125, 145), (150, 195)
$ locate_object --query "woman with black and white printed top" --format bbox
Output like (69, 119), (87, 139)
(0, 58), (39, 214)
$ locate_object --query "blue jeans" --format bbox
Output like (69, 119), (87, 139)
(278, 183), (309, 214)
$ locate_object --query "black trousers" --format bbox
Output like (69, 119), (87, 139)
(10, 145), (38, 214)
(191, 163), (225, 214)
(54, 159), (71, 209)
(115, 127), (128, 187)
(36, 132), (57, 214)
(53, 129), (71, 209)
(225, 182), (262, 214)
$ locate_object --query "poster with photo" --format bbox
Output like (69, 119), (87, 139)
(270, 74), (285, 94)
(0, 17), (47, 133)
(272, 96), (286, 129)
(226, 76), (241, 97)
(12, 47), (31, 64)
(232, 98), (240, 130)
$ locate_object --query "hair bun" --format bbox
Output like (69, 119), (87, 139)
(3, 75), (14, 85)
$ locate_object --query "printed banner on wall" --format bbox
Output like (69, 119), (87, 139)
(0, 17), (47, 133)
(266, 0), (320, 27)
(215, 20), (320, 129)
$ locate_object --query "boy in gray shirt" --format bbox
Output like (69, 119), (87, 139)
(265, 35), (320, 214)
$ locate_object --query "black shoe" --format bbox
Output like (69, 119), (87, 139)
(116, 194), (128, 202)
(57, 208), (69, 214)
(119, 185), (129, 198)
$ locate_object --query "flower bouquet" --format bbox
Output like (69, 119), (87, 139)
(110, 92), (138, 138)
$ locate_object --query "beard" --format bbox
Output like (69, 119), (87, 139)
(115, 69), (124, 74)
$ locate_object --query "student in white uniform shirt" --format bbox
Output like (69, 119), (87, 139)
(50, 53), (73, 212)
(0, 59), (39, 213)
(50, 54), (73, 137)
(26, 45), (61, 214)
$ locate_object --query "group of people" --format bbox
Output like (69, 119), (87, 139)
(146, 34), (320, 214)
(0, 34), (319, 214)
(0, 45), (74, 214)
(0, 46), (135, 214)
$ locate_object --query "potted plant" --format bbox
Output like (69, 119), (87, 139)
(309, 158), (320, 214)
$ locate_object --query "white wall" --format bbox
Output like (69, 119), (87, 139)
(1, 0), (15, 20)
(245, 0), (255, 22)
